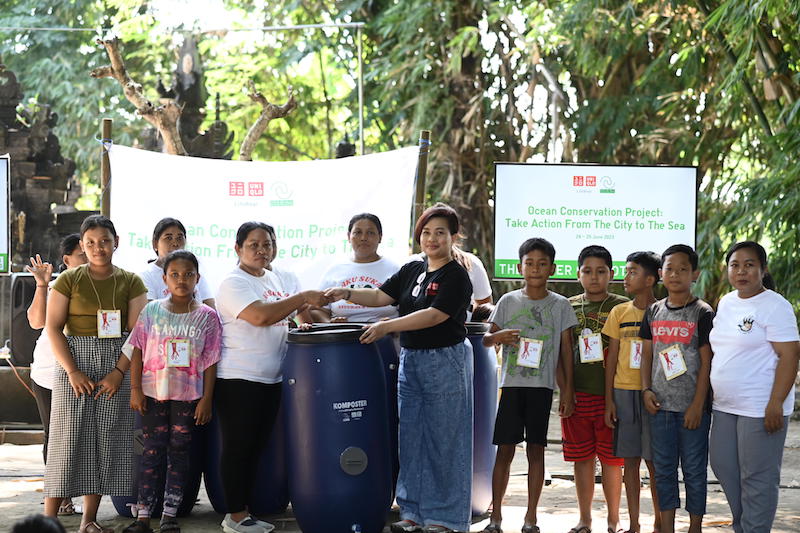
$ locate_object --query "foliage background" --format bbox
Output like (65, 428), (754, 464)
(1, 0), (798, 308)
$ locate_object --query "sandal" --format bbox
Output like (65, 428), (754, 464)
(159, 517), (180, 533)
(483, 525), (503, 533)
(58, 499), (76, 516)
(568, 527), (592, 533)
(122, 520), (153, 533)
(391, 520), (423, 533)
(79, 522), (115, 533)
(425, 526), (453, 533)
(522, 527), (540, 533)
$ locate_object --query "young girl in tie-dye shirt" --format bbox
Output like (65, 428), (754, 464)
(124, 250), (221, 533)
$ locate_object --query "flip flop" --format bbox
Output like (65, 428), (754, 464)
(522, 526), (540, 533)
(483, 524), (502, 533)
(568, 527), (591, 533)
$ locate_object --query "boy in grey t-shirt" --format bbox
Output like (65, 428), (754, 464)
(640, 244), (714, 533)
(482, 238), (577, 533)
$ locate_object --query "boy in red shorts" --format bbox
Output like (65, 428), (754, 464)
(562, 245), (628, 533)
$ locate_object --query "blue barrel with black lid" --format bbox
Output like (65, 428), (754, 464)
(283, 324), (392, 533)
(467, 321), (499, 516)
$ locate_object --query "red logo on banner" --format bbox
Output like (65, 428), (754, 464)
(573, 176), (584, 186)
(586, 175), (596, 186)
(229, 181), (245, 196)
(248, 182), (264, 196)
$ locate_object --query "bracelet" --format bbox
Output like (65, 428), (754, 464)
(36, 284), (48, 288)
(113, 366), (125, 377)
(68, 369), (80, 375)
(643, 387), (655, 395)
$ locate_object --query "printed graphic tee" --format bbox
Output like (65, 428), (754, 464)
(129, 300), (222, 401)
(489, 290), (578, 389)
(318, 256), (400, 322)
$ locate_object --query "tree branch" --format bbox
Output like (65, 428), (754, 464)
(90, 37), (187, 155)
(239, 81), (297, 161)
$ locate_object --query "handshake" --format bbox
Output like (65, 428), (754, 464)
(301, 287), (352, 307)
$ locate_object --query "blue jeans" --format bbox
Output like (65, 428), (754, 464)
(396, 340), (474, 531)
(649, 409), (710, 516)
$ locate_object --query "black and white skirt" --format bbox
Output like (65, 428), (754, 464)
(44, 335), (134, 498)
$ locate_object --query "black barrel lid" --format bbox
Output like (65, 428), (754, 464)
(288, 323), (367, 344)
(466, 322), (490, 335)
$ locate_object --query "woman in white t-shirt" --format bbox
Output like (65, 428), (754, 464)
(214, 221), (328, 533)
(139, 217), (215, 307)
(27, 234), (87, 517)
(264, 224), (313, 325)
(313, 213), (400, 323)
(709, 241), (800, 533)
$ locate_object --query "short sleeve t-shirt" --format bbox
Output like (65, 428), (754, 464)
(407, 252), (491, 302)
(52, 265), (148, 336)
(129, 301), (222, 401)
(710, 290), (800, 417)
(640, 298), (714, 412)
(380, 259), (472, 349)
(602, 301), (648, 390)
(139, 262), (215, 302)
(215, 268), (290, 384)
(318, 256), (400, 322)
(570, 293), (630, 396)
(489, 290), (578, 389)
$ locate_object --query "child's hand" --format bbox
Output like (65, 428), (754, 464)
(683, 402), (703, 430)
(559, 389), (575, 418)
(604, 401), (617, 429)
(94, 369), (123, 400)
(67, 370), (95, 398)
(130, 388), (146, 415)
(194, 396), (212, 425)
(643, 389), (660, 415)
(493, 329), (521, 347)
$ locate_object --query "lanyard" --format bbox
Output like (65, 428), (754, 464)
(83, 264), (117, 309)
(579, 294), (611, 332)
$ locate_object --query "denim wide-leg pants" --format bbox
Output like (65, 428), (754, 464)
(396, 340), (474, 531)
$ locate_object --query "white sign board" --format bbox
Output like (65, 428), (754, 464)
(0, 155), (9, 273)
(494, 163), (696, 280)
(108, 145), (418, 290)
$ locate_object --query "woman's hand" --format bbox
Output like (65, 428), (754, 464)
(323, 287), (350, 302)
(359, 321), (390, 344)
(67, 370), (95, 398)
(130, 388), (146, 415)
(194, 396), (212, 425)
(303, 290), (331, 308)
(94, 369), (123, 400)
(25, 255), (53, 286)
(764, 399), (785, 433)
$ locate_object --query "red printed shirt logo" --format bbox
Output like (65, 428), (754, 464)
(426, 282), (439, 296)
(650, 320), (696, 344)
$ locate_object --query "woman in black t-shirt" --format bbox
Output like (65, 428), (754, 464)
(325, 204), (473, 533)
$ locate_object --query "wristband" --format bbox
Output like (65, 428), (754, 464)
(643, 387), (655, 395)
(36, 284), (48, 288)
(113, 366), (125, 377)
(68, 369), (80, 375)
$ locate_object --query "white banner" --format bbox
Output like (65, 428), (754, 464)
(494, 163), (696, 280)
(108, 145), (419, 291)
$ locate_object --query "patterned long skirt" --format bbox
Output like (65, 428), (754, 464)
(44, 335), (134, 497)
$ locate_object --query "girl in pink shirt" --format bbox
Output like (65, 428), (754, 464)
(125, 250), (221, 533)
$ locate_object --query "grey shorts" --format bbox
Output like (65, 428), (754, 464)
(612, 388), (652, 461)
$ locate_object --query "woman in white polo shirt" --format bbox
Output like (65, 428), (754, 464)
(214, 221), (328, 533)
(709, 241), (800, 533)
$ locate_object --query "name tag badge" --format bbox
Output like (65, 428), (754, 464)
(97, 309), (122, 338)
(630, 339), (643, 369)
(517, 337), (543, 369)
(167, 339), (191, 368)
(658, 343), (687, 380)
(579, 332), (604, 363)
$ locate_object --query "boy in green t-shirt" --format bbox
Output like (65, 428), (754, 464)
(562, 245), (628, 533)
(602, 251), (662, 533)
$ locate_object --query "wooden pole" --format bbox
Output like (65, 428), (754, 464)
(100, 118), (112, 217)
(412, 130), (431, 253)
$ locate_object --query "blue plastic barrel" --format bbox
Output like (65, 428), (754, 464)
(202, 402), (289, 515)
(467, 322), (498, 516)
(375, 334), (400, 489)
(284, 324), (392, 533)
(112, 412), (204, 518)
